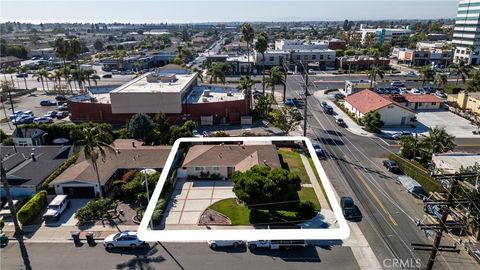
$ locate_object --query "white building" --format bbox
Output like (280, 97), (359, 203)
(345, 80), (372, 95)
(359, 24), (412, 45)
(453, 0), (480, 64)
(275, 39), (329, 50)
(254, 49), (336, 70)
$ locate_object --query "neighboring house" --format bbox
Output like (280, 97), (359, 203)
(12, 128), (46, 146)
(49, 139), (171, 198)
(384, 94), (442, 111)
(344, 89), (416, 126)
(1, 146), (74, 199)
(181, 144), (282, 179)
(448, 91), (480, 115)
(431, 152), (480, 174)
(0, 56), (22, 68)
(344, 80), (372, 95)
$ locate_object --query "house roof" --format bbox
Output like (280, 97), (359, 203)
(12, 128), (46, 139)
(345, 89), (415, 114)
(385, 94), (441, 103)
(0, 56), (21, 63)
(182, 144), (282, 169)
(1, 146), (73, 187)
(50, 140), (171, 186)
(432, 152), (480, 174)
(159, 64), (186, 71)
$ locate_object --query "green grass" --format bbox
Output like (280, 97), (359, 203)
(209, 198), (251, 225)
(297, 187), (320, 211)
(278, 149), (310, 184)
(307, 157), (332, 209)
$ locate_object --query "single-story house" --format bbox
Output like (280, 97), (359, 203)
(384, 94), (442, 111)
(344, 89), (416, 126)
(431, 152), (480, 174)
(12, 128), (46, 146)
(49, 139), (172, 198)
(1, 145), (74, 199)
(181, 144), (282, 179)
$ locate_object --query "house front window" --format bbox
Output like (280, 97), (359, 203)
(213, 167), (220, 171)
(195, 167), (202, 171)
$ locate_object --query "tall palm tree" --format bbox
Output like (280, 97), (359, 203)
(254, 32), (268, 94)
(5, 67), (16, 88)
(207, 62), (230, 84)
(266, 66), (284, 96)
(51, 70), (63, 89)
(18, 65), (29, 89)
(241, 22), (255, 78)
(34, 68), (50, 92)
(70, 127), (115, 199)
(421, 127), (456, 156)
(367, 67), (384, 89)
(192, 67), (203, 82)
(399, 136), (420, 160)
(420, 66), (436, 86)
(0, 161), (22, 235)
(68, 38), (83, 90)
(452, 59), (470, 86)
(434, 73), (448, 89)
(81, 68), (98, 87)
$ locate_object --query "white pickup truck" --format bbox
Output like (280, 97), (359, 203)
(247, 240), (307, 250)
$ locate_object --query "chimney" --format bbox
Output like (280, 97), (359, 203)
(31, 152), (36, 161)
(132, 141), (136, 148)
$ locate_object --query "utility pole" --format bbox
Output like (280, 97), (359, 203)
(303, 70), (308, 137)
(283, 60), (287, 103)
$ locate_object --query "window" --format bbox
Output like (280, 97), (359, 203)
(269, 56), (274, 61)
(213, 167), (220, 171)
(431, 102), (436, 105)
(328, 55), (331, 59)
(304, 55), (308, 60)
(195, 167), (202, 171)
(320, 55), (324, 60)
(312, 55), (316, 60)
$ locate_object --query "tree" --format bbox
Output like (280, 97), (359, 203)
(420, 66), (435, 86)
(399, 136), (420, 160)
(237, 75), (254, 93)
(0, 161), (22, 235)
(266, 66), (284, 96)
(466, 70), (480, 92)
(421, 127), (456, 157)
(255, 93), (274, 117)
(254, 32), (268, 94)
(361, 111), (384, 133)
(18, 65), (28, 89)
(241, 22), (255, 78)
(168, 120), (196, 144)
(232, 165), (301, 205)
(452, 59), (470, 86)
(344, 48), (356, 56)
(33, 68), (50, 92)
(128, 113), (155, 140)
(434, 73), (448, 89)
(207, 62), (231, 84)
(70, 126), (115, 199)
(367, 67), (384, 89)
(51, 70), (63, 89)
(269, 106), (300, 134)
(192, 67), (203, 82)
(54, 37), (69, 79)
(93, 39), (104, 51)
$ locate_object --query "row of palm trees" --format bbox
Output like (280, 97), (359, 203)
(399, 127), (456, 162)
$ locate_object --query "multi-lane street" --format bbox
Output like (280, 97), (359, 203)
(284, 74), (479, 269)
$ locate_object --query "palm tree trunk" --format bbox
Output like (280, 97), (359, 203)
(456, 74), (460, 86)
(92, 159), (104, 199)
(23, 78), (28, 90)
(262, 54), (265, 94)
(40, 79), (45, 92)
(1, 162), (23, 236)
(45, 78), (50, 91)
(9, 74), (15, 88)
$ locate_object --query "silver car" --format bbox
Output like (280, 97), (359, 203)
(104, 231), (145, 249)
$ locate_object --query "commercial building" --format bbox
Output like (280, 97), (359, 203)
(447, 91), (480, 115)
(359, 24), (412, 45)
(344, 80), (372, 95)
(453, 0), (480, 64)
(336, 56), (390, 71)
(253, 49), (336, 71)
(392, 47), (453, 67)
(344, 89), (416, 126)
(0, 56), (22, 68)
(275, 39), (329, 50)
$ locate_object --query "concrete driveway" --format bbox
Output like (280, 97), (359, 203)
(162, 179), (235, 226)
(42, 198), (90, 227)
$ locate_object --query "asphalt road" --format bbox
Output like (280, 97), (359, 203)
(284, 75), (479, 270)
(1, 242), (359, 270)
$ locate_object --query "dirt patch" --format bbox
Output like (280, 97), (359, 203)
(198, 209), (231, 225)
(92, 201), (140, 226)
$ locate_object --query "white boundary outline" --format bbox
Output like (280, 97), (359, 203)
(138, 136), (350, 242)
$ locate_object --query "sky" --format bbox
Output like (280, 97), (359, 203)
(0, 1), (460, 24)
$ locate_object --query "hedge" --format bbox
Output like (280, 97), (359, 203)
(17, 191), (48, 225)
(20, 122), (113, 144)
(41, 153), (79, 191)
(388, 153), (444, 193)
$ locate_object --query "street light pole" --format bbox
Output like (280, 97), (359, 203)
(142, 169), (154, 230)
(303, 69), (308, 137)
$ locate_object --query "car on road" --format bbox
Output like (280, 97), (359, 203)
(334, 93), (345, 100)
(0, 200), (20, 217)
(44, 111), (57, 118)
(406, 71), (417, 77)
(383, 160), (400, 172)
(55, 95), (68, 102)
(34, 117), (54, 124)
(390, 81), (405, 87)
(208, 240), (245, 249)
(40, 100), (56, 106)
(323, 105), (334, 114)
(284, 97), (295, 106)
(56, 111), (69, 119)
(102, 74), (112, 78)
(16, 73), (28, 78)
(391, 132), (413, 140)
(336, 118), (346, 127)
(58, 104), (68, 111)
(104, 231), (145, 249)
(340, 196), (362, 220)
(312, 142), (326, 158)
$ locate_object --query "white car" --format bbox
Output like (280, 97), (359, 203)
(33, 117), (53, 123)
(208, 240), (245, 249)
(104, 231), (145, 249)
(410, 88), (421, 95)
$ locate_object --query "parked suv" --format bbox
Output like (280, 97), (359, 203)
(43, 195), (70, 222)
(383, 160), (400, 172)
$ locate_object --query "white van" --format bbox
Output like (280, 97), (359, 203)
(43, 195), (70, 222)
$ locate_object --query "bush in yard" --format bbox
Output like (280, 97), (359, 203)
(41, 153), (79, 190)
(17, 191), (48, 225)
(75, 199), (109, 223)
(128, 113), (155, 140)
(152, 198), (166, 225)
(361, 111), (384, 133)
(298, 201), (316, 219)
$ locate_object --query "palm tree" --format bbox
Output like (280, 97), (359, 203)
(18, 65), (29, 89)
(254, 32), (268, 94)
(81, 68), (98, 87)
(0, 161), (22, 236)
(192, 67), (203, 82)
(70, 127), (115, 199)
(68, 38), (83, 90)
(399, 136), (420, 160)
(5, 67), (16, 88)
(255, 93), (274, 117)
(420, 66), (435, 86)
(51, 70), (63, 89)
(434, 73), (448, 89)
(54, 37), (69, 71)
(207, 62), (230, 84)
(452, 59), (470, 86)
(34, 68), (50, 92)
(367, 67), (384, 89)
(466, 70), (480, 93)
(237, 75), (255, 93)
(266, 66), (284, 96)
(421, 127), (456, 156)
(241, 22), (255, 78)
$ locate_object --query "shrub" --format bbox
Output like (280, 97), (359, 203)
(17, 191), (48, 225)
(2, 137), (13, 146)
(122, 170), (137, 182)
(20, 122), (113, 144)
(298, 201), (316, 219)
(41, 153), (79, 190)
(75, 199), (109, 223)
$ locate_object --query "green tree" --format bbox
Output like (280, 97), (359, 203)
(192, 67), (203, 82)
(420, 66), (435, 86)
(466, 70), (480, 92)
(399, 136), (420, 160)
(128, 113), (155, 140)
(93, 39), (104, 51)
(254, 32), (268, 94)
(344, 48), (356, 56)
(70, 126), (115, 199)
(421, 127), (456, 157)
(33, 68), (50, 92)
(207, 62), (231, 84)
(367, 67), (384, 89)
(361, 111), (384, 133)
(241, 22), (255, 77)
(266, 66), (284, 96)
(434, 73), (448, 89)
(269, 106), (300, 134)
(452, 59), (470, 86)
(255, 93), (275, 117)
(54, 37), (70, 83)
(168, 120), (196, 144)
(18, 65), (29, 89)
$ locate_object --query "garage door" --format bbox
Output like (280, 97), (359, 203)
(62, 186), (96, 198)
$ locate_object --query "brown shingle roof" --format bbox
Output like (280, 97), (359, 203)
(345, 89), (414, 114)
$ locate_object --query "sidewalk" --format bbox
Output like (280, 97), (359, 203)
(299, 152), (331, 211)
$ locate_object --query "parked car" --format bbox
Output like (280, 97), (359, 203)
(0, 200), (20, 217)
(334, 93), (345, 100)
(396, 176), (428, 199)
(43, 195), (70, 222)
(55, 95), (68, 101)
(58, 104), (68, 111)
(16, 73), (28, 78)
(435, 91), (447, 99)
(252, 91), (264, 98)
(292, 109), (303, 121)
(406, 71), (417, 77)
(321, 101), (327, 107)
(312, 142), (325, 158)
(22, 110), (34, 116)
(323, 105), (334, 114)
(44, 111), (57, 118)
(56, 111), (69, 119)
(40, 100), (56, 106)
(390, 81), (405, 87)
(192, 129), (202, 137)
(410, 88), (422, 95)
(104, 231), (145, 249)
(391, 132), (413, 140)
(102, 74), (112, 78)
(284, 97), (295, 106)
(247, 240), (306, 250)
(340, 196), (362, 220)
(13, 115), (34, 124)
(383, 160), (400, 172)
(34, 117), (53, 124)
(336, 118), (346, 127)
(9, 111), (24, 119)
(208, 240), (244, 249)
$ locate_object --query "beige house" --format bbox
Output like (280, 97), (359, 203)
(181, 144), (282, 179)
(448, 91), (480, 115)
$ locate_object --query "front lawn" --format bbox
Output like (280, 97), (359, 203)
(278, 149), (310, 184)
(297, 187), (320, 211)
(307, 157), (330, 208)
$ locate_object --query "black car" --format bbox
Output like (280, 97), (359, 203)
(323, 105), (334, 114)
(292, 109), (304, 121)
(383, 160), (400, 172)
(40, 100), (56, 106)
(102, 74), (112, 78)
(336, 118), (346, 127)
(334, 93), (345, 100)
(55, 95), (68, 101)
(340, 197), (362, 220)
(56, 111), (69, 119)
(16, 73), (28, 78)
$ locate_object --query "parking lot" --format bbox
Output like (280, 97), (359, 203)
(162, 179), (235, 226)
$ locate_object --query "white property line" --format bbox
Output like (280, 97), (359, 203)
(138, 136), (350, 242)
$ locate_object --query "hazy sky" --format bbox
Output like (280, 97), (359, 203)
(0, 1), (460, 24)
